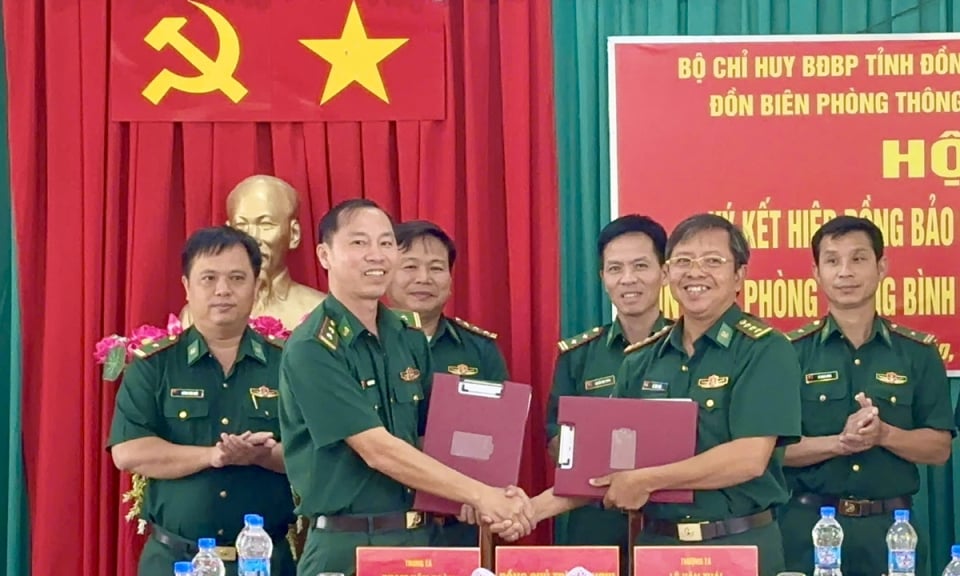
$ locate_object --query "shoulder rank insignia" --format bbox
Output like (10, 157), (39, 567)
(263, 334), (285, 349)
(888, 322), (938, 346)
(786, 319), (825, 342)
(557, 326), (604, 353)
(624, 325), (672, 355)
(735, 316), (773, 339)
(392, 309), (423, 329)
(132, 334), (179, 359)
(453, 317), (498, 340)
(317, 317), (339, 351)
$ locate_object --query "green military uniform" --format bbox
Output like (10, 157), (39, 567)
(615, 305), (801, 576)
(426, 315), (509, 547)
(279, 296), (433, 576)
(545, 315), (670, 566)
(107, 327), (296, 576)
(779, 315), (955, 576)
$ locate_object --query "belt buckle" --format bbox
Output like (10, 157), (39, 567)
(839, 499), (870, 517)
(405, 511), (425, 530)
(214, 546), (237, 562)
(677, 521), (706, 542)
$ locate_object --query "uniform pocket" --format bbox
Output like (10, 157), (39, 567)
(800, 382), (849, 437)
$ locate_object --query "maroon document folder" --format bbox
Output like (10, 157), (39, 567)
(414, 374), (532, 515)
(554, 396), (698, 503)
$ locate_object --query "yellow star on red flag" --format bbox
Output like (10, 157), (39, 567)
(300, 0), (409, 104)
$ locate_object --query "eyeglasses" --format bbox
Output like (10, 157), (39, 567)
(666, 255), (730, 271)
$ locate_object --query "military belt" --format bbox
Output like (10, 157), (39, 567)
(795, 493), (912, 518)
(313, 510), (429, 533)
(150, 523), (288, 562)
(644, 509), (774, 542)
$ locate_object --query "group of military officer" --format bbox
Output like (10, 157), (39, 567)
(107, 175), (957, 576)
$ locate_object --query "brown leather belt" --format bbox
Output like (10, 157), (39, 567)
(795, 493), (911, 518)
(150, 524), (237, 562)
(644, 509), (773, 542)
(313, 511), (429, 533)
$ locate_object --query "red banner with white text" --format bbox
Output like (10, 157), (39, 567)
(610, 34), (960, 374)
(110, 0), (445, 121)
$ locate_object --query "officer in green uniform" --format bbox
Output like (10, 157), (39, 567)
(279, 200), (533, 576)
(387, 219), (510, 547)
(107, 226), (296, 576)
(779, 216), (954, 576)
(512, 214), (802, 576)
(543, 215), (670, 565)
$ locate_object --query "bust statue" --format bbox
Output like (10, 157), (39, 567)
(181, 175), (325, 329)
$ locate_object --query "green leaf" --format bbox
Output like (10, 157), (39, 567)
(103, 346), (127, 382)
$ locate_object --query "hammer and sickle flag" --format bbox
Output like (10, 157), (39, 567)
(141, 0), (248, 105)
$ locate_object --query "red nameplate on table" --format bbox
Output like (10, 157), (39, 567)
(554, 396), (698, 502)
(414, 374), (532, 515)
(357, 547), (480, 576)
(634, 546), (758, 576)
(496, 546), (620, 576)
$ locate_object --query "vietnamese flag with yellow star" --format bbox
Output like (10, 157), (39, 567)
(109, 0), (445, 121)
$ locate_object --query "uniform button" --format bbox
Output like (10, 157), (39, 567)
(222, 382), (229, 389)
(219, 490), (228, 498)
(413, 394), (420, 401)
(221, 417), (229, 425)
(819, 394), (827, 402)
(373, 404), (380, 410)
(178, 410), (188, 420)
(890, 396), (897, 404)
(854, 359), (861, 366)
(852, 464), (861, 472)
(705, 399), (715, 408)
(217, 529), (224, 536)
(265, 410), (270, 416)
(681, 365), (688, 372)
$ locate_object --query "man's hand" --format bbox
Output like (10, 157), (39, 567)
(589, 470), (651, 511)
(459, 486), (536, 541)
(487, 486), (537, 541)
(210, 431), (276, 468)
(839, 393), (884, 454)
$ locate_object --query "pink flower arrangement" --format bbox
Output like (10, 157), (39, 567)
(95, 313), (288, 381)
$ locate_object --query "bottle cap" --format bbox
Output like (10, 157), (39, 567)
(198, 537), (216, 549)
(951, 544), (960, 557)
(174, 561), (193, 574)
(244, 513), (264, 527)
(820, 506), (835, 517)
(894, 509), (910, 522)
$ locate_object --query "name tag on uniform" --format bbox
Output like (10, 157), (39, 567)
(805, 371), (839, 384)
(641, 380), (669, 392)
(360, 379), (377, 389)
(584, 375), (616, 391)
(170, 389), (204, 399)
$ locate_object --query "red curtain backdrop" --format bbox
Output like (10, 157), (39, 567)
(3, 1), (559, 574)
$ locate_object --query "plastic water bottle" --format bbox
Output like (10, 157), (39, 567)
(812, 506), (843, 576)
(174, 561), (194, 576)
(192, 538), (225, 576)
(236, 513), (273, 576)
(887, 509), (918, 576)
(942, 545), (960, 576)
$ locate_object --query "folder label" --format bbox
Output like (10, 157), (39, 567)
(450, 430), (494, 461)
(610, 428), (637, 469)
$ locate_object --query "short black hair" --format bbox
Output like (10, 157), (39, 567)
(317, 198), (392, 244)
(394, 220), (458, 269)
(666, 213), (750, 268)
(811, 216), (884, 262)
(597, 215), (668, 266)
(181, 225), (262, 278)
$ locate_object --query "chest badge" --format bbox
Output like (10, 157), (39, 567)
(640, 380), (668, 393)
(447, 364), (479, 376)
(697, 374), (730, 389)
(876, 372), (908, 385)
(170, 388), (205, 399)
(248, 385), (279, 410)
(400, 367), (421, 382)
(805, 371), (839, 384)
(584, 375), (616, 391)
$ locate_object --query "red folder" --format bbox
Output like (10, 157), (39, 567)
(414, 374), (532, 515)
(554, 396), (698, 503)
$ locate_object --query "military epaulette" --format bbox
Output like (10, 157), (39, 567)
(624, 324), (671, 355)
(557, 326), (603, 353)
(391, 309), (423, 330)
(786, 319), (825, 342)
(316, 316), (339, 351)
(453, 317), (498, 340)
(263, 334), (285, 349)
(735, 315), (773, 339)
(888, 321), (938, 346)
(132, 334), (179, 359)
